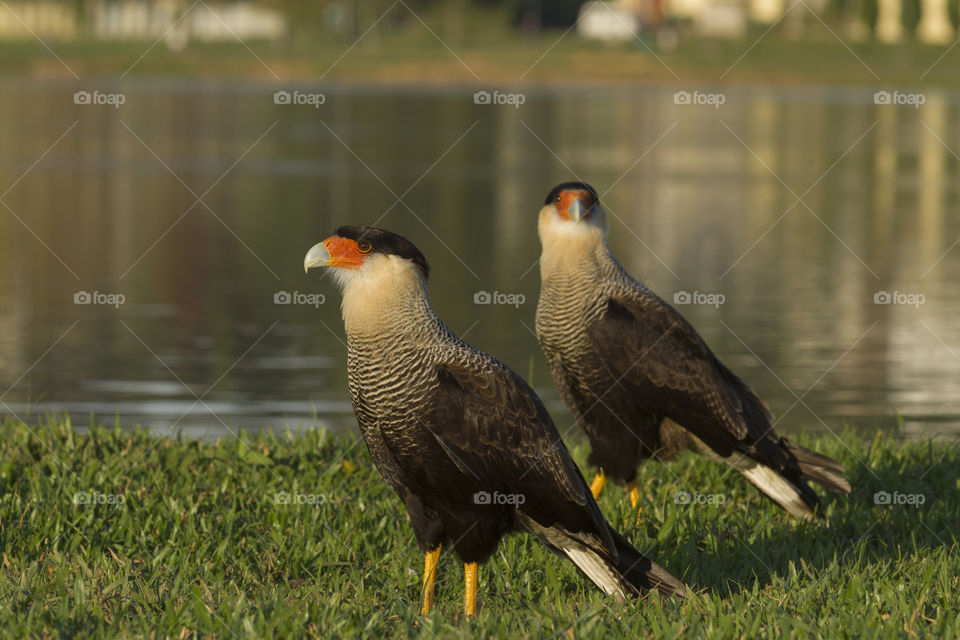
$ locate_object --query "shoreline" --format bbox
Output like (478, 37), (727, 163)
(1, 37), (957, 89)
(5, 73), (960, 101)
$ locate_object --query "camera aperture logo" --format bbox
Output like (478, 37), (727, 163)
(473, 290), (525, 308)
(74, 90), (126, 108)
(474, 490), (525, 506)
(274, 290), (325, 308)
(473, 90), (526, 108)
(74, 290), (125, 308)
(873, 490), (925, 508)
(73, 491), (125, 506)
(673, 290), (725, 308)
(674, 490), (725, 505)
(273, 90), (326, 108)
(673, 91), (725, 108)
(873, 90), (925, 108)
(873, 290), (924, 308)
(274, 490), (327, 505)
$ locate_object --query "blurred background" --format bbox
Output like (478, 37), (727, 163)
(1, 0), (959, 441)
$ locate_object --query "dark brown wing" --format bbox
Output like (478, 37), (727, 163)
(423, 355), (615, 551)
(586, 294), (776, 459)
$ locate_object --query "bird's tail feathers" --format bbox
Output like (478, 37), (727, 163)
(518, 513), (688, 600)
(560, 537), (689, 601)
(734, 457), (820, 519)
(562, 545), (631, 600)
(557, 525), (689, 600)
(608, 528), (690, 599)
(685, 431), (822, 519)
(781, 437), (852, 494)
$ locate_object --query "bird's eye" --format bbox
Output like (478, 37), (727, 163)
(555, 194), (562, 203)
(357, 241), (372, 254)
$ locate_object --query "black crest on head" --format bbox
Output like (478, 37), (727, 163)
(544, 181), (599, 206)
(335, 226), (430, 279)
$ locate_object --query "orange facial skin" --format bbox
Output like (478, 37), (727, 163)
(554, 189), (595, 220)
(324, 236), (369, 269)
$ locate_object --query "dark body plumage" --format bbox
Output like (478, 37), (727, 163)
(535, 186), (850, 519)
(315, 226), (686, 602)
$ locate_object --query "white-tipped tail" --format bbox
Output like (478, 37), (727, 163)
(563, 546), (629, 600)
(684, 430), (819, 520)
(736, 459), (815, 520)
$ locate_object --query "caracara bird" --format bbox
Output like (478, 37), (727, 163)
(535, 182), (851, 520)
(304, 226), (687, 616)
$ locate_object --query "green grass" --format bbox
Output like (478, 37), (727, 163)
(1, 417), (958, 638)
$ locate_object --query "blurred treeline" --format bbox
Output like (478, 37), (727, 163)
(257, 0), (585, 41)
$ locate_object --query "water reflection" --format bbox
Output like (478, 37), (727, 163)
(1, 80), (958, 439)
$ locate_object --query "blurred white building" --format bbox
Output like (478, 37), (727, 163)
(0, 1), (287, 43)
(577, 0), (957, 43)
(577, 2), (642, 41)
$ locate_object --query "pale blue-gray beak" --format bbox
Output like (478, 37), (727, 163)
(568, 198), (585, 222)
(304, 242), (331, 273)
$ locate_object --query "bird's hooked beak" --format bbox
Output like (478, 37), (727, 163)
(567, 197), (586, 223)
(304, 241), (331, 273)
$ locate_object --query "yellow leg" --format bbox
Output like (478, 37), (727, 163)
(589, 472), (607, 499)
(464, 562), (478, 617)
(628, 482), (643, 525)
(421, 545), (441, 615)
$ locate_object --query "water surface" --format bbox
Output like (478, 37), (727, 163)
(1, 80), (958, 441)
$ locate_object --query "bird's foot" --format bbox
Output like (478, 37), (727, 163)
(589, 472), (607, 499)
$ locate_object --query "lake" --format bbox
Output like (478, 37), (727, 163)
(1, 79), (958, 441)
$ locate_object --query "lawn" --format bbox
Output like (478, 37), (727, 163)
(1, 417), (957, 638)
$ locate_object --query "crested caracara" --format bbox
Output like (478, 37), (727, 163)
(304, 225), (687, 616)
(535, 182), (851, 520)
